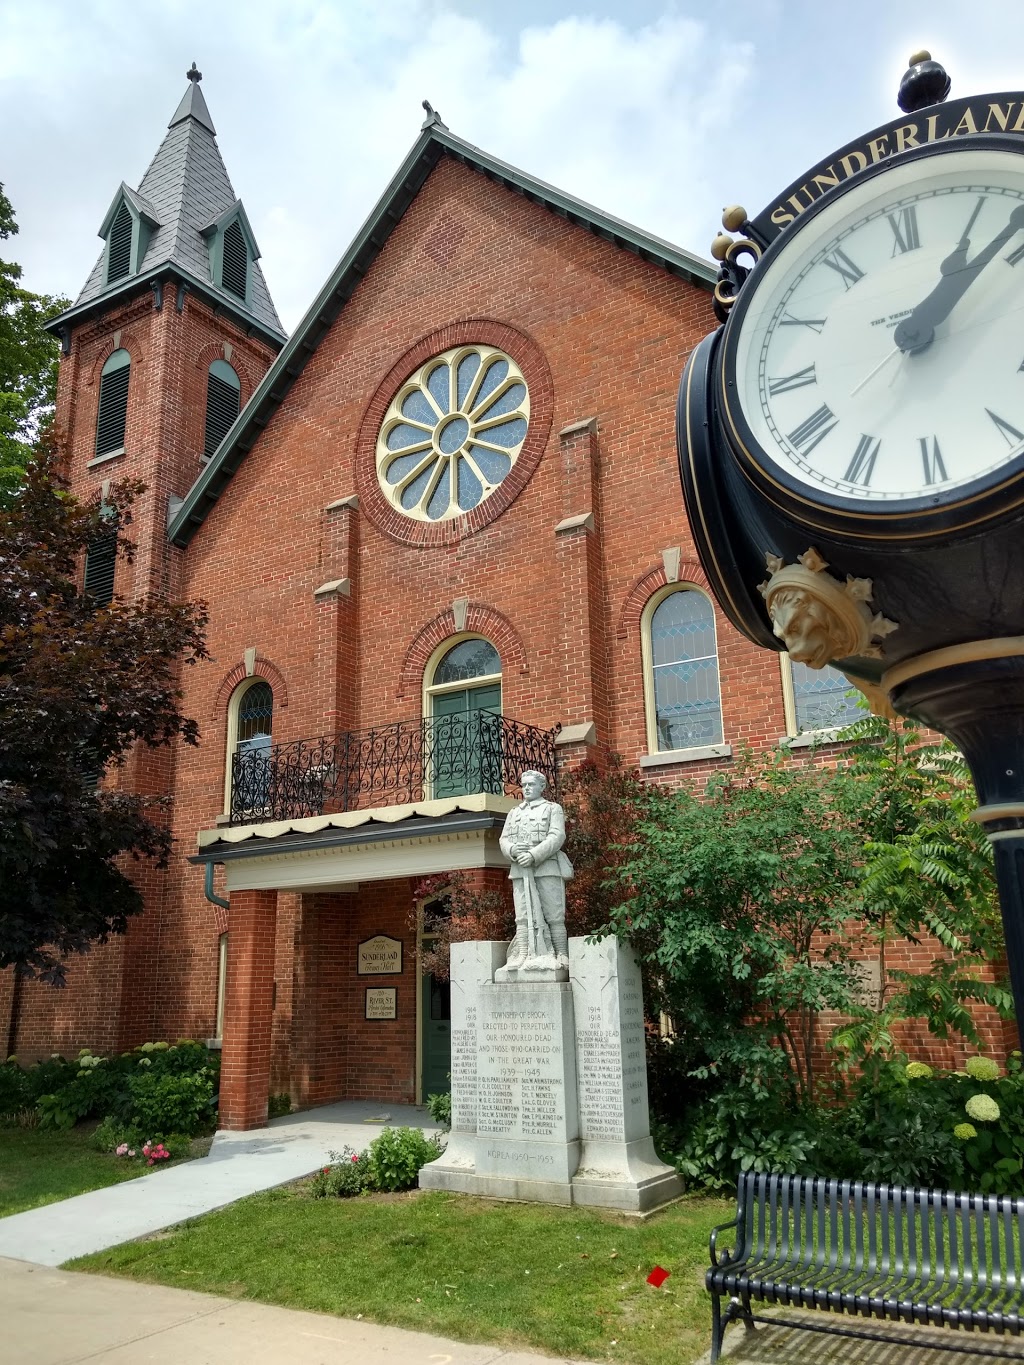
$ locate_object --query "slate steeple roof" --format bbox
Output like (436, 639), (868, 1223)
(63, 66), (285, 345)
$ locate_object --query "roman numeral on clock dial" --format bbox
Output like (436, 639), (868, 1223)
(888, 205), (921, 255)
(768, 364), (816, 396)
(919, 436), (947, 485)
(779, 312), (826, 334)
(820, 248), (864, 290)
(986, 408), (1024, 448)
(845, 434), (880, 486)
(788, 404), (837, 455)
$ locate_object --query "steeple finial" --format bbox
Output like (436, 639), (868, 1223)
(186, 61), (202, 84)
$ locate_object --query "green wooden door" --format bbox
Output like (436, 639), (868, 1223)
(431, 683), (501, 798)
(420, 944), (451, 1100)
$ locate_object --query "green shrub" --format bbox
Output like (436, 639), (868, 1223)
(0, 1060), (31, 1118)
(309, 1146), (371, 1198)
(426, 1089), (451, 1130)
(125, 1069), (216, 1139)
(364, 1126), (442, 1192)
(268, 1092), (292, 1119)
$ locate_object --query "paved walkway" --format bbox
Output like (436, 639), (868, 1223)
(696, 1310), (1024, 1363)
(1, 1257), (591, 1365)
(0, 1100), (439, 1266)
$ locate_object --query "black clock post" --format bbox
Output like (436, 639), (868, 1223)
(678, 54), (1024, 1035)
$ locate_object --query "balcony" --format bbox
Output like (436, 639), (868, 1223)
(229, 712), (559, 826)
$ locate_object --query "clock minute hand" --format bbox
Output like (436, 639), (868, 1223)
(894, 202), (1024, 355)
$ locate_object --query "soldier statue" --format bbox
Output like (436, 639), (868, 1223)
(495, 769), (573, 981)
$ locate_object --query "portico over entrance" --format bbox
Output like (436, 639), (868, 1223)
(195, 746), (556, 1130)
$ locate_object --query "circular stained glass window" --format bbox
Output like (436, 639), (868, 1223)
(376, 345), (530, 522)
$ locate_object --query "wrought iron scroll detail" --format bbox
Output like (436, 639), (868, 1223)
(230, 713), (560, 824)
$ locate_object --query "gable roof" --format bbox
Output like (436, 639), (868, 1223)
(168, 116), (715, 548)
(50, 76), (285, 347)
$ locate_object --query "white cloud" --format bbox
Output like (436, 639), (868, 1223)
(0, 2), (750, 329)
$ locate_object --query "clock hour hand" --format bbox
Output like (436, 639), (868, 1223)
(894, 202), (1024, 354)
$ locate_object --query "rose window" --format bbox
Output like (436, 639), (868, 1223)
(376, 345), (529, 522)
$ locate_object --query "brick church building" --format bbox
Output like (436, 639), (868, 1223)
(1, 69), (929, 1129)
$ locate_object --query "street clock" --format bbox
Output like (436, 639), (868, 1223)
(676, 53), (1024, 1032)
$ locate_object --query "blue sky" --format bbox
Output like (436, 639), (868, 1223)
(3, 1), (1024, 331)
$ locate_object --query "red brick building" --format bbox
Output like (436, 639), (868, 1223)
(1, 71), (947, 1129)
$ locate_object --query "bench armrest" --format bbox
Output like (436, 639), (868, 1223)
(709, 1216), (744, 1269)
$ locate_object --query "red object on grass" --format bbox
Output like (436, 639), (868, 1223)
(646, 1266), (671, 1288)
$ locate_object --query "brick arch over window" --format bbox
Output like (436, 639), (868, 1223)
(398, 604), (528, 699)
(356, 318), (554, 548)
(194, 342), (256, 403)
(211, 656), (290, 720)
(86, 331), (144, 388)
(617, 560), (713, 640)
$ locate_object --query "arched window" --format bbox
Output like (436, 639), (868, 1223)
(204, 360), (241, 459)
(95, 349), (131, 457)
(226, 679), (274, 816)
(642, 587), (723, 753)
(425, 637), (502, 798)
(781, 656), (861, 738)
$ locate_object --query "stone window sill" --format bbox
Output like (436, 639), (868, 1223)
(205, 1038), (223, 1051)
(87, 447), (125, 468)
(780, 728), (847, 749)
(639, 743), (732, 768)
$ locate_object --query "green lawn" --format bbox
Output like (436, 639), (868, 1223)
(0, 1125), (206, 1218)
(71, 1186), (730, 1364)
(0, 1125), (150, 1217)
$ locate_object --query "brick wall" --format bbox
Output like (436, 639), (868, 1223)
(30, 151), (1014, 1099)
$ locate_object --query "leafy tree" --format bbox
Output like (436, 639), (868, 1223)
(0, 439), (208, 984)
(0, 185), (68, 506)
(602, 751), (864, 1108)
(830, 712), (1009, 1064)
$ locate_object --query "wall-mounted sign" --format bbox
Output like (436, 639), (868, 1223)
(365, 987), (397, 1020)
(357, 934), (403, 976)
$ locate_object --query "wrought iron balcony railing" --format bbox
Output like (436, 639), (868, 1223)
(229, 712), (559, 825)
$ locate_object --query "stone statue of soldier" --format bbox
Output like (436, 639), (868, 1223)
(495, 769), (573, 982)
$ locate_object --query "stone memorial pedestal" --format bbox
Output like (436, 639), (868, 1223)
(419, 935), (681, 1213)
(569, 935), (682, 1212)
(419, 941), (505, 1196)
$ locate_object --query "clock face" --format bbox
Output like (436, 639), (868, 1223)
(722, 139), (1024, 523)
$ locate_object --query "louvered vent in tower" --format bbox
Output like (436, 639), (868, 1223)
(83, 531), (117, 605)
(222, 220), (247, 298)
(204, 361), (241, 458)
(107, 202), (133, 282)
(95, 350), (130, 456)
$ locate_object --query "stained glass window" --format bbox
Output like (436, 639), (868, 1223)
(649, 590), (723, 750)
(791, 661), (861, 734)
(433, 639), (500, 685)
(377, 346), (529, 522)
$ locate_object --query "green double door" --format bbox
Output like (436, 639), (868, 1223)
(431, 684), (501, 799)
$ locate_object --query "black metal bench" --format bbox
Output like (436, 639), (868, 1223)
(707, 1172), (1024, 1361)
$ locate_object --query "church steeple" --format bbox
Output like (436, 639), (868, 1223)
(52, 65), (285, 348)
(169, 62), (216, 133)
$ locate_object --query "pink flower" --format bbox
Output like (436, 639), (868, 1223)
(127, 1149), (135, 1157)
(115, 1143), (128, 1156)
(351, 1154), (359, 1163)
(322, 1166), (330, 1174)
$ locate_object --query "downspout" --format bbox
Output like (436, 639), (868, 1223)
(204, 861), (229, 911)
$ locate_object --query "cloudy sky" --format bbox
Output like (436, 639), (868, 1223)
(4, 1), (1024, 332)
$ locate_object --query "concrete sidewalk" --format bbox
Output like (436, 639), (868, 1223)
(0, 1100), (439, 1266)
(0, 1257), (591, 1365)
